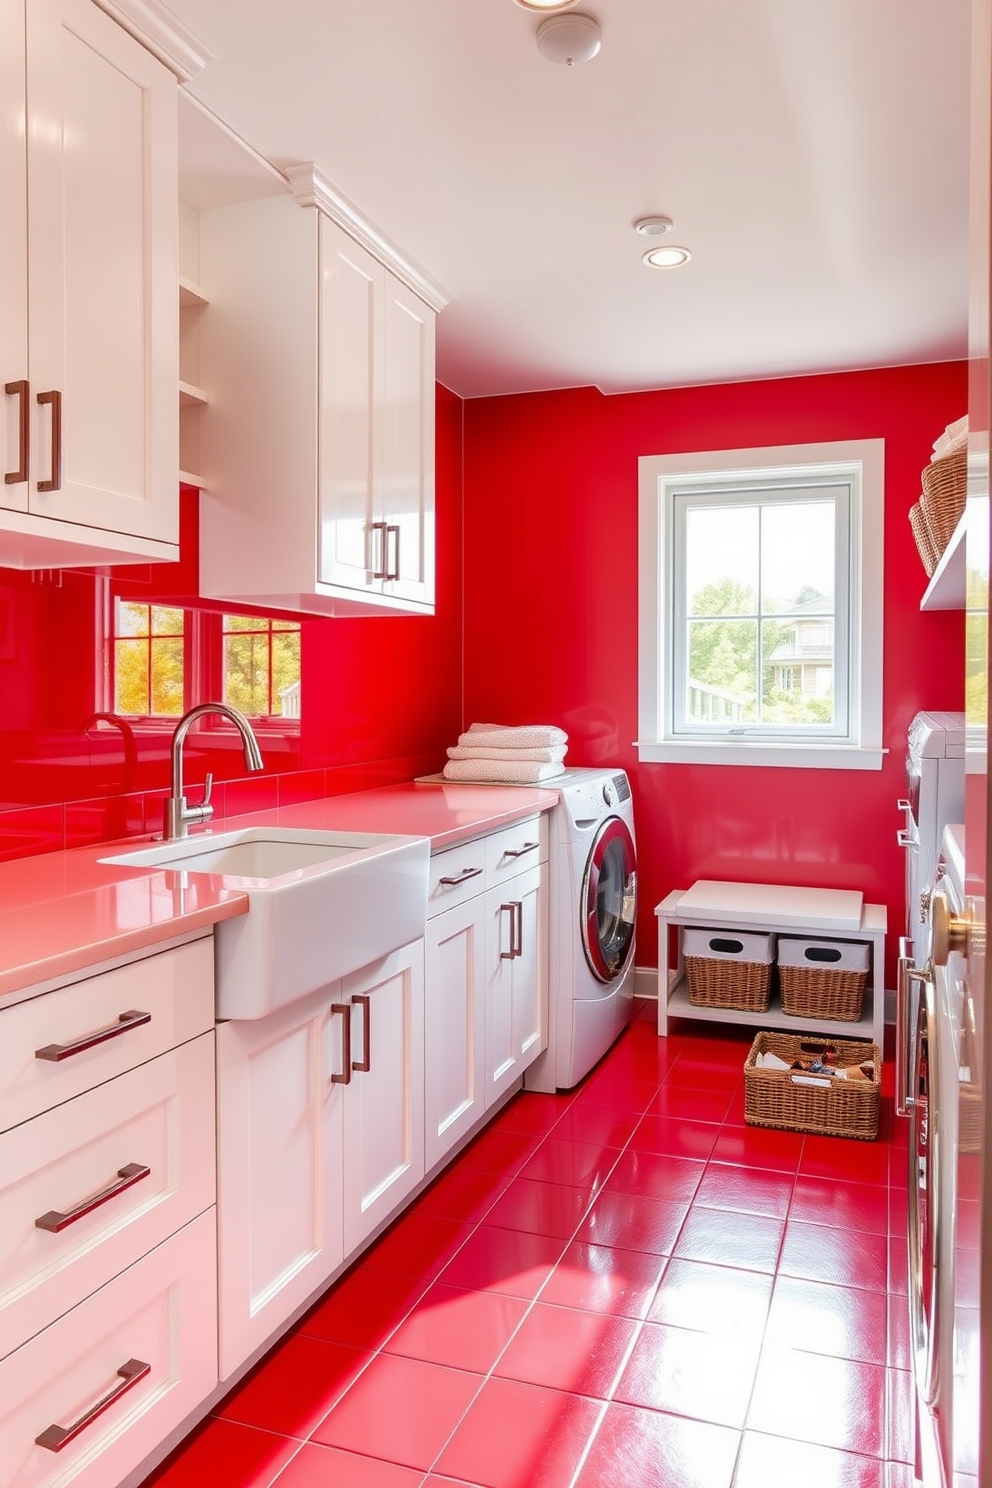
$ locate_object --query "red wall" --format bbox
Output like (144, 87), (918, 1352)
(461, 363), (967, 979)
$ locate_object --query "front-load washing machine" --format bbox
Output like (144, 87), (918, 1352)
(526, 768), (637, 1091)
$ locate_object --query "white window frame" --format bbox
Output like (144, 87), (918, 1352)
(637, 440), (885, 770)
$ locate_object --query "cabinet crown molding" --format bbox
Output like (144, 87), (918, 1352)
(93, 0), (214, 81)
(285, 163), (451, 314)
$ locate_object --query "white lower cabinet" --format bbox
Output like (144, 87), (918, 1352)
(216, 941), (425, 1380)
(0, 1210), (216, 1488)
(424, 895), (486, 1170)
(484, 864), (547, 1108)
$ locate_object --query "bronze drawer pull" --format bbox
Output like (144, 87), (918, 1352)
(500, 901), (523, 960)
(370, 520), (389, 579)
(36, 1162), (151, 1233)
(35, 1357), (150, 1452)
(503, 842), (540, 859)
(331, 1003), (352, 1084)
(438, 866), (483, 887)
(36, 388), (61, 492)
(35, 1009), (152, 1062)
(385, 524), (400, 581)
(352, 994), (371, 1073)
(5, 378), (29, 483)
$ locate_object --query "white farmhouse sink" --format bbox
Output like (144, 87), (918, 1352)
(101, 827), (430, 1019)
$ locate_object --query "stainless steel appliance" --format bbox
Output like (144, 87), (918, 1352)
(898, 711), (965, 964)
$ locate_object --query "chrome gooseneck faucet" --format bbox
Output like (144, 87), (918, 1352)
(164, 702), (264, 841)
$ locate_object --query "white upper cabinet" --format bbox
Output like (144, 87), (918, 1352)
(198, 189), (440, 616)
(0, 0), (180, 568)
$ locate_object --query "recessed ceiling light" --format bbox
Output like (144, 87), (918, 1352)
(535, 13), (601, 64)
(513, 0), (581, 11)
(633, 216), (674, 238)
(642, 245), (692, 269)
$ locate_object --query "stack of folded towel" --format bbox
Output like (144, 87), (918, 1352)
(931, 414), (968, 461)
(442, 722), (568, 784)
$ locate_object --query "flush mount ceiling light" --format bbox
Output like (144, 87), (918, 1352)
(535, 13), (602, 65)
(633, 216), (674, 238)
(642, 245), (692, 268)
(513, 0), (581, 10)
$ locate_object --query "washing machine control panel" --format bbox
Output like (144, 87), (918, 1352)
(602, 782), (615, 807)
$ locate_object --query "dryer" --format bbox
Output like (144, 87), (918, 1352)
(526, 768), (637, 1092)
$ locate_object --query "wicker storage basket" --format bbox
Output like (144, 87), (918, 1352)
(909, 500), (939, 577)
(920, 446), (966, 556)
(683, 927), (773, 1012)
(777, 938), (870, 1023)
(744, 1031), (880, 1140)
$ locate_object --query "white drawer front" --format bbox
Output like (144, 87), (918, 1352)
(0, 1209), (217, 1488)
(484, 815), (548, 888)
(0, 1034), (216, 1357)
(427, 840), (487, 917)
(1, 938), (214, 1132)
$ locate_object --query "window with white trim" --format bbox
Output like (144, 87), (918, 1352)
(637, 441), (885, 770)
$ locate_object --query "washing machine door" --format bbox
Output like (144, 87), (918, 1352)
(581, 816), (637, 984)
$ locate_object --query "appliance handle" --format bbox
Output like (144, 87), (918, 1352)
(896, 938), (920, 1117)
(907, 964), (941, 1408)
(897, 829), (914, 849)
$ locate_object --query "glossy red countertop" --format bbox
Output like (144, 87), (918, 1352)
(0, 782), (559, 1001)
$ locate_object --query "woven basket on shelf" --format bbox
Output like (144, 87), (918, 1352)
(778, 964), (868, 1023)
(920, 446), (967, 556)
(744, 1030), (880, 1141)
(909, 500), (939, 577)
(684, 955), (772, 1012)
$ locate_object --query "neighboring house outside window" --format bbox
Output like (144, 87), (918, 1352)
(637, 440), (884, 770)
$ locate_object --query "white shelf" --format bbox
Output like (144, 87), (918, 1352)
(179, 276), (207, 308)
(921, 511), (966, 611)
(666, 978), (875, 1043)
(179, 380), (208, 408)
(178, 469), (206, 489)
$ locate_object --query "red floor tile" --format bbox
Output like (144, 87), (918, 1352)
(215, 1335), (372, 1438)
(312, 1354), (482, 1470)
(573, 1401), (740, 1488)
(140, 1418), (299, 1487)
(576, 1187), (690, 1256)
(459, 1126), (543, 1175)
(434, 1376), (604, 1488)
(519, 1136), (620, 1191)
(537, 1239), (667, 1319)
(484, 1175), (592, 1239)
(605, 1148), (705, 1204)
(493, 1300), (638, 1397)
(273, 1443), (425, 1487)
(788, 1175), (889, 1235)
(674, 1206), (784, 1273)
(648, 1258), (773, 1336)
(692, 1162), (794, 1219)
(383, 1282), (529, 1373)
(887, 1292), (911, 1370)
(437, 1224), (564, 1298)
(733, 1431), (887, 1488)
(627, 1114), (719, 1161)
(664, 1057), (743, 1091)
(489, 1092), (571, 1136)
(889, 1184), (909, 1238)
(413, 1163), (514, 1225)
(765, 1276), (888, 1365)
(615, 1321), (761, 1428)
(649, 1083), (735, 1123)
(549, 1103), (640, 1149)
(572, 1068), (661, 1114)
(886, 1368), (915, 1463)
(747, 1346), (886, 1456)
(296, 1269), (428, 1350)
(888, 1235), (909, 1295)
(799, 1135), (890, 1187)
(362, 1212), (475, 1280)
(709, 1125), (805, 1174)
(778, 1220), (889, 1292)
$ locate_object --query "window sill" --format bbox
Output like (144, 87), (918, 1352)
(635, 740), (887, 770)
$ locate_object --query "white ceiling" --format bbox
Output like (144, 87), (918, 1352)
(168, 0), (972, 399)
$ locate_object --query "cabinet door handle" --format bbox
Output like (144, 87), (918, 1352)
(36, 388), (62, 492)
(330, 1003), (352, 1084)
(35, 1162), (151, 1233)
(352, 993), (371, 1072)
(35, 1009), (151, 1063)
(385, 524), (400, 581)
(5, 378), (29, 484)
(438, 866), (483, 887)
(370, 520), (388, 579)
(35, 1357), (150, 1452)
(500, 901), (522, 959)
(504, 841), (540, 859)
